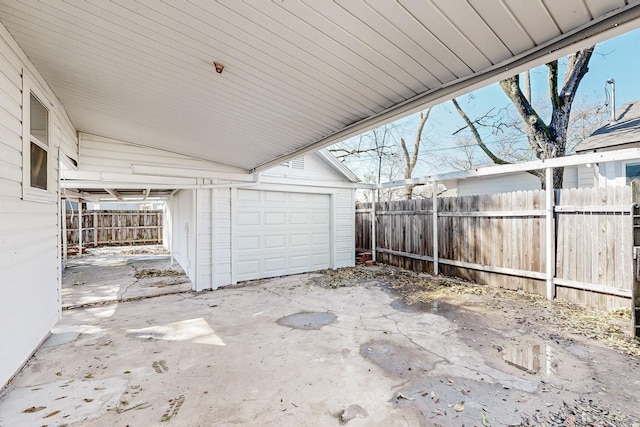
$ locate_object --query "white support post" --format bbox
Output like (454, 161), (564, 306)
(78, 201), (83, 257)
(168, 195), (174, 266)
(211, 187), (217, 289)
(62, 199), (67, 269)
(545, 167), (555, 300)
(432, 180), (439, 275)
(371, 188), (376, 262)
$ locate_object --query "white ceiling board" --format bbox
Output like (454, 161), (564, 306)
(0, 0), (638, 173)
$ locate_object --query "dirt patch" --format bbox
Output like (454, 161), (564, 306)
(516, 398), (640, 426)
(134, 269), (184, 279)
(318, 265), (640, 358)
(76, 245), (169, 257)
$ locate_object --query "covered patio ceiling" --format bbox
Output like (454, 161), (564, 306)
(2, 0), (640, 175)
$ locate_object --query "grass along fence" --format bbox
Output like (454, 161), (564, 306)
(65, 210), (163, 248)
(356, 186), (633, 310)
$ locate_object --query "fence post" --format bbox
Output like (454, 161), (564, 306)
(545, 167), (555, 300)
(93, 211), (98, 246)
(632, 179), (640, 338)
(432, 180), (439, 275)
(371, 188), (377, 262)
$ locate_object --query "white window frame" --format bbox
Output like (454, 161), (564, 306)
(22, 72), (54, 203)
(623, 160), (640, 186)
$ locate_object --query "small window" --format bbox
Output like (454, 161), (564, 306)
(29, 93), (49, 190)
(625, 163), (640, 185)
(30, 142), (47, 189)
(22, 74), (53, 202)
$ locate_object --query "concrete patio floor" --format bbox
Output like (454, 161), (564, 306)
(1, 255), (639, 426)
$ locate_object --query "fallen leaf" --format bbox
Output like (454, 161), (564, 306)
(453, 401), (465, 412)
(44, 410), (61, 418)
(482, 413), (491, 426)
(396, 392), (415, 402)
(22, 406), (46, 413)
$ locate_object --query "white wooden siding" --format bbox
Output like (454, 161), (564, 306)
(334, 189), (356, 268)
(77, 133), (243, 176)
(264, 152), (349, 181)
(195, 188), (212, 291)
(0, 22), (77, 388)
(212, 188), (232, 289)
(171, 189), (196, 284)
(456, 172), (541, 196)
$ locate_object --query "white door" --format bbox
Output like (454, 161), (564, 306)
(235, 190), (331, 282)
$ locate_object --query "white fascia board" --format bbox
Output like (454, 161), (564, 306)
(379, 148), (640, 188)
(315, 149), (361, 183)
(259, 175), (368, 189)
(130, 164), (254, 182)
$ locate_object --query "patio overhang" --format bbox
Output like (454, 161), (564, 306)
(1, 0), (640, 175)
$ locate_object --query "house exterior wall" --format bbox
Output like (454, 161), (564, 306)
(171, 189), (196, 282)
(0, 23), (77, 388)
(454, 165), (596, 196)
(67, 133), (243, 187)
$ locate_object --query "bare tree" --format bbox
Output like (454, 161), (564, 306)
(452, 47), (595, 189)
(329, 123), (404, 200)
(501, 47), (594, 188)
(400, 109), (430, 199)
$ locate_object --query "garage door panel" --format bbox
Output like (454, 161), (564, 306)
(237, 212), (260, 226)
(289, 212), (309, 224)
(264, 212), (286, 225)
(236, 259), (260, 277)
(312, 232), (330, 244)
(312, 253), (330, 266)
(265, 191), (287, 202)
(265, 234), (287, 249)
(264, 257), (287, 273)
(235, 190), (331, 282)
(237, 235), (260, 250)
(289, 233), (309, 247)
(290, 254), (310, 268)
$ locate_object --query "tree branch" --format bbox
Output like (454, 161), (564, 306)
(546, 60), (562, 109)
(451, 98), (510, 165)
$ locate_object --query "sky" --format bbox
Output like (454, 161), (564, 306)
(334, 26), (640, 181)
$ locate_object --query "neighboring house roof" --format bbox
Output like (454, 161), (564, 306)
(575, 101), (640, 153)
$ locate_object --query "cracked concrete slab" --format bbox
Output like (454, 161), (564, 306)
(62, 251), (191, 309)
(1, 263), (639, 426)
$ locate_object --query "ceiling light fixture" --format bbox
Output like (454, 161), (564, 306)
(213, 62), (224, 73)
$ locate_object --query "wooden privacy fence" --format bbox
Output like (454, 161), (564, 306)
(356, 186), (634, 310)
(65, 210), (163, 247)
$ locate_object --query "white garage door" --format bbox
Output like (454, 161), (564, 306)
(235, 190), (331, 282)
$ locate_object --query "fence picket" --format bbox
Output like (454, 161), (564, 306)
(357, 186), (632, 310)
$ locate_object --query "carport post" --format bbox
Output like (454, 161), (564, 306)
(62, 199), (67, 269)
(371, 188), (376, 262)
(545, 167), (555, 300)
(78, 201), (83, 257)
(432, 180), (439, 275)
